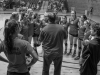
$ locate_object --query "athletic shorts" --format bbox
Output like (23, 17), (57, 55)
(69, 33), (78, 37)
(78, 37), (83, 41)
(33, 33), (39, 37)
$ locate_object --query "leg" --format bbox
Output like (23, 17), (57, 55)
(42, 56), (52, 75)
(64, 32), (68, 54)
(53, 56), (63, 75)
(64, 42), (67, 54)
(74, 39), (82, 60)
(67, 34), (73, 55)
(72, 37), (78, 57)
(33, 37), (38, 54)
(28, 36), (32, 44)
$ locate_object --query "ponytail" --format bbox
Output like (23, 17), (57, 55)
(4, 20), (18, 54)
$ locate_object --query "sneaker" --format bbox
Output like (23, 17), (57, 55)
(64, 50), (67, 55)
(72, 50), (76, 57)
(74, 56), (80, 60)
(67, 51), (72, 56)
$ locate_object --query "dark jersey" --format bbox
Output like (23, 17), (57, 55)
(33, 20), (42, 35)
(20, 21), (29, 41)
(69, 18), (79, 36)
(78, 26), (86, 40)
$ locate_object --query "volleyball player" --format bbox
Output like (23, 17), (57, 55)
(74, 15), (87, 60)
(61, 16), (69, 54)
(0, 20), (38, 75)
(67, 10), (79, 57)
(33, 13), (41, 54)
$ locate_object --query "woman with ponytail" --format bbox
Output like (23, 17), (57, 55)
(0, 20), (38, 75)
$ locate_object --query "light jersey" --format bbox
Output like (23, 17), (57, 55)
(0, 38), (33, 73)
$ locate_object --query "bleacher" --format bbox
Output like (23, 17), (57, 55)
(23, 0), (39, 5)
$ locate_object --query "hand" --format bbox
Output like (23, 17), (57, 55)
(71, 21), (74, 24)
(85, 40), (89, 45)
(26, 56), (32, 65)
(83, 40), (89, 45)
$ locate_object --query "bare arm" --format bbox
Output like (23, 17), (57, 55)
(26, 43), (38, 68)
(0, 55), (9, 63)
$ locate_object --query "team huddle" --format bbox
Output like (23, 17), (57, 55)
(0, 7), (100, 75)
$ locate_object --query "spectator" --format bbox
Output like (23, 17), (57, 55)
(80, 23), (100, 75)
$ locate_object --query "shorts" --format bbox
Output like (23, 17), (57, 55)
(69, 33), (78, 37)
(33, 33), (39, 37)
(7, 71), (30, 75)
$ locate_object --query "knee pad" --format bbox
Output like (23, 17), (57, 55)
(74, 44), (77, 47)
(65, 43), (67, 46)
(34, 43), (37, 47)
(70, 44), (73, 46)
(26, 53), (30, 57)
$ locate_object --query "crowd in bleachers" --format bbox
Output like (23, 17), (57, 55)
(18, 0), (43, 12)
(0, 0), (43, 11)
(47, 0), (65, 12)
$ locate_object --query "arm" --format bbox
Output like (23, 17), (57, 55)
(78, 18), (81, 28)
(0, 41), (9, 63)
(38, 30), (44, 43)
(26, 42), (38, 68)
(0, 55), (9, 63)
(62, 28), (67, 40)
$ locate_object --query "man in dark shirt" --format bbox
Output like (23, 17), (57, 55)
(39, 14), (67, 75)
(80, 23), (100, 75)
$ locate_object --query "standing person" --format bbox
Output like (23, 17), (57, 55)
(27, 9), (34, 44)
(10, 12), (19, 22)
(74, 15), (87, 60)
(20, 12), (29, 41)
(67, 10), (79, 57)
(53, 10), (61, 24)
(10, 12), (24, 39)
(38, 14), (67, 75)
(0, 20), (38, 75)
(42, 12), (49, 27)
(83, 20), (91, 41)
(20, 12), (35, 71)
(79, 23), (100, 75)
(32, 13), (41, 54)
(61, 16), (69, 54)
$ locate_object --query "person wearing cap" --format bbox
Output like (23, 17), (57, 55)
(38, 13), (67, 75)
